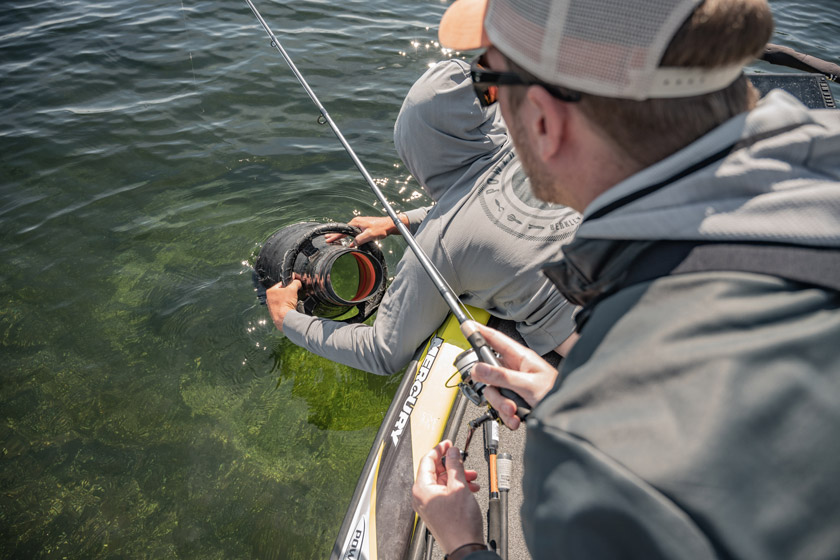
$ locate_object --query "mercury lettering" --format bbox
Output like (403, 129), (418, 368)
(390, 337), (444, 447)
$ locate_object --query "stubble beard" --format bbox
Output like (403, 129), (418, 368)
(507, 110), (562, 205)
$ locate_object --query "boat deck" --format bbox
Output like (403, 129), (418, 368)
(426, 398), (531, 560)
(427, 319), (562, 560)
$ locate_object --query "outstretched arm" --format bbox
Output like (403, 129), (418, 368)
(323, 214), (409, 246)
(324, 205), (433, 245)
(279, 233), (458, 375)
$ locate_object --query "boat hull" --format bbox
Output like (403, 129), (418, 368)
(331, 308), (490, 560)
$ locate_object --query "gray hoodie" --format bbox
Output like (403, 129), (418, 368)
(282, 59), (579, 375)
(579, 90), (840, 246)
(516, 91), (840, 560)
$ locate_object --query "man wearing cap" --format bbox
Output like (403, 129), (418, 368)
(412, 0), (840, 559)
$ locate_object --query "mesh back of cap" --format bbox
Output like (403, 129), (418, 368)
(486, 0), (707, 99)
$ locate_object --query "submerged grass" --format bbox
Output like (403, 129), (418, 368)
(1, 300), (401, 558)
(0, 192), (403, 558)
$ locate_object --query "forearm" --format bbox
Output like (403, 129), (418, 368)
(402, 205), (432, 234)
(282, 228), (456, 374)
(388, 212), (412, 235)
(282, 311), (411, 375)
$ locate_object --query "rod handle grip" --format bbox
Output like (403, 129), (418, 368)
(487, 497), (501, 553)
(464, 330), (531, 420)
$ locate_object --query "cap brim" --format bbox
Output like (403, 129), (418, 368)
(439, 0), (490, 51)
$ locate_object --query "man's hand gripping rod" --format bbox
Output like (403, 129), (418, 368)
(459, 321), (531, 420)
(244, 0), (531, 422)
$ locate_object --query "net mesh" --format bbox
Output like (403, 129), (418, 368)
(486, 0), (703, 99)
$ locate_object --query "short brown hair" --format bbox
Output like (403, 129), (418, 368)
(509, 0), (774, 167)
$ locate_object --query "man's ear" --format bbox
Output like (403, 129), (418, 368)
(524, 86), (567, 163)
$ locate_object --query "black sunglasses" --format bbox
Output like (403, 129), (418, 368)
(470, 56), (582, 107)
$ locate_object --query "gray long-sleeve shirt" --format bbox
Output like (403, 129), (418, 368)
(282, 59), (579, 374)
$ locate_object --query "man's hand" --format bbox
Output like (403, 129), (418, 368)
(470, 323), (560, 430)
(265, 278), (302, 332)
(324, 215), (407, 246)
(412, 441), (483, 555)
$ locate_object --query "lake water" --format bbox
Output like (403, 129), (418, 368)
(1, 1), (838, 558)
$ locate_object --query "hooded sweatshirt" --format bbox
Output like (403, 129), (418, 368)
(515, 91), (840, 560)
(282, 59), (579, 375)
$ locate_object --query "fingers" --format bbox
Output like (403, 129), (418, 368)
(322, 216), (396, 247)
(475, 323), (536, 370)
(434, 440), (453, 477)
(441, 446), (480, 492)
(324, 217), (372, 244)
(416, 440), (449, 487)
(480, 384), (522, 430)
(265, 278), (301, 298)
(471, 322), (559, 411)
(323, 232), (346, 243)
(472, 362), (536, 406)
(443, 446), (469, 489)
(346, 216), (367, 228)
(353, 230), (374, 247)
(265, 278), (303, 332)
(344, 217), (376, 247)
(463, 469), (481, 493)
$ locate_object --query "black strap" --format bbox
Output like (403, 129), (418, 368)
(573, 241), (840, 331)
(623, 241), (840, 293)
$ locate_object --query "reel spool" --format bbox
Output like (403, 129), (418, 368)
(454, 348), (488, 406)
(254, 221), (388, 323)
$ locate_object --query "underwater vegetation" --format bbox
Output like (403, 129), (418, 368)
(0, 155), (406, 558)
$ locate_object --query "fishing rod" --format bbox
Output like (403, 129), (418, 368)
(243, 0), (531, 423)
(484, 420), (502, 558)
(497, 452), (512, 559)
(245, 8), (522, 556)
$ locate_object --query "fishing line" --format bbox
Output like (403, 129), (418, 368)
(243, 0), (532, 421)
(244, 0), (470, 321)
(179, 0), (199, 90)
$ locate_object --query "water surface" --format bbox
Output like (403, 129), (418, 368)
(1, 0), (838, 558)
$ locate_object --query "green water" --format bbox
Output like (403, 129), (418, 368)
(1, 0), (838, 557)
(1, 201), (403, 557)
(0, 0), (430, 557)
(330, 252), (364, 302)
